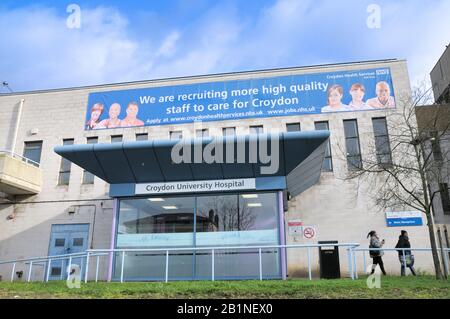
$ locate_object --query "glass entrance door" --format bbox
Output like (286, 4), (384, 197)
(114, 192), (281, 281)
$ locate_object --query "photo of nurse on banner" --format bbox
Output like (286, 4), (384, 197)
(86, 101), (145, 130)
(321, 80), (396, 113)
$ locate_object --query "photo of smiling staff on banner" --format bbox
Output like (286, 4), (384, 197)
(85, 103), (104, 130)
(366, 81), (396, 109)
(321, 84), (350, 113)
(97, 103), (122, 129)
(348, 83), (371, 111)
(121, 102), (145, 127)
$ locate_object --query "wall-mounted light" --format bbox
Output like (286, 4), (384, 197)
(162, 205), (177, 210)
(148, 198), (165, 202)
(242, 194), (258, 199)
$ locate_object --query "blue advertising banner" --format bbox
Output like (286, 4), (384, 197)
(85, 67), (396, 130)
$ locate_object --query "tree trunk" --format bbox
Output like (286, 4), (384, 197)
(425, 210), (444, 279)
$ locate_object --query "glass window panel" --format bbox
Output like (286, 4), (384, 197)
(346, 138), (361, 156)
(54, 238), (65, 247)
(315, 121), (333, 172)
(115, 197), (195, 281)
(111, 135), (123, 143)
(86, 137), (98, 144)
(222, 127), (236, 136)
(195, 193), (280, 279)
(377, 154), (392, 166)
(323, 158), (332, 171)
(170, 131), (183, 139)
(347, 155), (362, 170)
(196, 129), (209, 138)
(249, 126), (263, 135)
(72, 238), (84, 247)
(372, 118), (388, 136)
(314, 121), (328, 131)
(343, 120), (358, 138)
(115, 193), (281, 281)
(136, 133), (148, 141)
(23, 141), (42, 166)
(117, 197), (195, 247)
(372, 118), (392, 166)
(83, 137), (98, 184)
(51, 267), (62, 276)
(58, 172), (70, 185)
(58, 139), (74, 185)
(286, 123), (301, 132)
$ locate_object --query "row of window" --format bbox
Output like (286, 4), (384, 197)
(22, 119), (389, 182)
(20, 120), (450, 215)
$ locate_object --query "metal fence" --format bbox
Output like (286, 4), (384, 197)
(1, 244), (449, 283)
(0, 243), (359, 283)
(0, 149), (41, 167)
(350, 247), (450, 279)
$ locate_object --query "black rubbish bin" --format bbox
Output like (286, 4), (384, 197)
(318, 241), (341, 279)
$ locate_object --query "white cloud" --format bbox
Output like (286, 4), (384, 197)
(155, 31), (181, 58)
(0, 1), (449, 92)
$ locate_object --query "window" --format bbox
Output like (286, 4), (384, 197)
(136, 133), (148, 141)
(111, 135), (123, 143)
(439, 183), (450, 215)
(82, 137), (98, 184)
(196, 129), (209, 138)
(372, 118), (392, 167)
(51, 267), (62, 276)
(286, 123), (301, 132)
(170, 131), (183, 140)
(58, 139), (74, 185)
(54, 238), (65, 247)
(23, 141), (42, 167)
(72, 238), (84, 247)
(314, 121), (333, 171)
(116, 192), (280, 281)
(222, 127), (236, 136)
(343, 120), (362, 170)
(430, 131), (443, 162)
(250, 125), (263, 135)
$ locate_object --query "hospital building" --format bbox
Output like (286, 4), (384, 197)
(0, 58), (444, 281)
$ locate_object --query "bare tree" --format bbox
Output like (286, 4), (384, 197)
(341, 85), (450, 279)
(198, 196), (256, 231)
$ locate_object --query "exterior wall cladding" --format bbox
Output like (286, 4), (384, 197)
(0, 59), (439, 280)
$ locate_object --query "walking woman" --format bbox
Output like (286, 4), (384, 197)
(368, 230), (387, 275)
(395, 230), (416, 276)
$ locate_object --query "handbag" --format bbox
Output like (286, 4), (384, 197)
(369, 244), (380, 257)
(405, 254), (414, 266)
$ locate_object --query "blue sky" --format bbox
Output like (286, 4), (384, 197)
(0, 0), (449, 93)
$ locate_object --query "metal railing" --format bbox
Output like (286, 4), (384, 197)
(0, 252), (108, 282)
(0, 149), (41, 167)
(350, 247), (450, 279)
(2, 244), (449, 283)
(85, 243), (360, 283)
(0, 243), (360, 283)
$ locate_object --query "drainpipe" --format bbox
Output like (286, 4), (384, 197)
(11, 99), (25, 153)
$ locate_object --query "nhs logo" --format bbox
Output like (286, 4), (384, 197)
(376, 69), (390, 76)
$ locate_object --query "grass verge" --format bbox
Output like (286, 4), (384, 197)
(0, 276), (448, 299)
